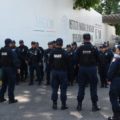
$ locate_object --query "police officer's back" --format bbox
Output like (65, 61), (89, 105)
(0, 39), (20, 104)
(76, 33), (100, 112)
(49, 38), (68, 110)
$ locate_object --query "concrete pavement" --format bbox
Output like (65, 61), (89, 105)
(0, 83), (112, 120)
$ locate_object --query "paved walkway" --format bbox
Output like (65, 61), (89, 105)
(0, 83), (112, 120)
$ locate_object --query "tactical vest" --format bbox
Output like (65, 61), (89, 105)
(78, 44), (97, 66)
(0, 47), (13, 67)
(52, 49), (67, 70)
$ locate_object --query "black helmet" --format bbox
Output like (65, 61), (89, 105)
(83, 33), (91, 41)
(5, 38), (12, 46)
(56, 38), (63, 46)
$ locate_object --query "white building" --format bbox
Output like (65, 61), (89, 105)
(0, 0), (116, 48)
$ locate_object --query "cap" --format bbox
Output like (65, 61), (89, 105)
(48, 41), (53, 45)
(66, 44), (71, 48)
(52, 40), (56, 44)
(116, 45), (120, 50)
(31, 41), (36, 45)
(12, 40), (16, 44)
(19, 40), (24, 44)
(99, 44), (103, 49)
(99, 44), (106, 49)
(56, 38), (63, 46)
(71, 42), (77, 46)
(83, 33), (91, 40)
(5, 38), (12, 46)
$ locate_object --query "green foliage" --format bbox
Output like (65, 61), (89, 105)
(73, 0), (120, 35)
(95, 0), (120, 15)
(115, 24), (120, 35)
(73, 0), (100, 9)
(95, 0), (120, 35)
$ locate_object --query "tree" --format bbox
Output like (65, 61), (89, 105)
(95, 0), (120, 14)
(73, 0), (100, 9)
(95, 0), (120, 35)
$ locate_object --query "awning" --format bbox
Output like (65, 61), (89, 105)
(103, 14), (120, 24)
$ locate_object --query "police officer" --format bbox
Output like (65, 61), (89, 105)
(12, 40), (21, 85)
(76, 33), (100, 111)
(11, 41), (17, 52)
(44, 42), (53, 85)
(107, 45), (120, 120)
(0, 39), (20, 104)
(52, 40), (56, 49)
(17, 40), (28, 82)
(66, 45), (74, 86)
(98, 44), (108, 88)
(36, 42), (44, 81)
(71, 42), (78, 82)
(104, 44), (114, 73)
(50, 38), (68, 110)
(27, 41), (42, 85)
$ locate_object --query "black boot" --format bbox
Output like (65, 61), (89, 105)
(92, 102), (101, 112)
(77, 102), (82, 111)
(9, 99), (18, 104)
(0, 98), (7, 103)
(108, 113), (120, 120)
(52, 101), (57, 110)
(61, 102), (68, 110)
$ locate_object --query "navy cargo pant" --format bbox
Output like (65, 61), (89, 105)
(0, 67), (16, 101)
(77, 66), (98, 103)
(29, 64), (41, 84)
(51, 70), (68, 103)
(98, 65), (107, 87)
(109, 77), (120, 114)
(46, 64), (51, 85)
(20, 60), (28, 81)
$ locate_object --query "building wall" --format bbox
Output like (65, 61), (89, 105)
(0, 0), (115, 48)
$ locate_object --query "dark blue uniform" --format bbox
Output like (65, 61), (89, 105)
(72, 48), (78, 82)
(108, 54), (120, 119)
(76, 42), (100, 111)
(17, 45), (28, 81)
(12, 44), (21, 85)
(27, 47), (43, 85)
(105, 49), (114, 73)
(0, 45), (20, 103)
(37, 46), (44, 81)
(66, 50), (74, 85)
(44, 48), (52, 85)
(98, 50), (108, 88)
(49, 47), (68, 109)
